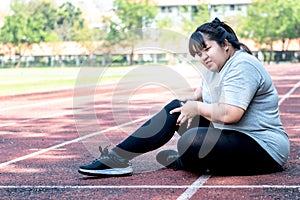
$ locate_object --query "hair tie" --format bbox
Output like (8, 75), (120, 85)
(211, 17), (222, 27)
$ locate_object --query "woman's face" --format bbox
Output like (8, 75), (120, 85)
(196, 38), (230, 72)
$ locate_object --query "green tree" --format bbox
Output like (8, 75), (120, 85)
(0, 0), (58, 67)
(237, 0), (299, 63)
(104, 0), (157, 65)
(74, 24), (106, 66)
(55, 2), (84, 41)
(282, 0), (300, 50)
(52, 2), (86, 66)
(30, 0), (59, 41)
(156, 17), (173, 30)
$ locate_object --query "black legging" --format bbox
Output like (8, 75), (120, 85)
(113, 99), (282, 175)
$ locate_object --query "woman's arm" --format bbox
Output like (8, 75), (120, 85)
(197, 102), (244, 124)
(170, 101), (245, 128)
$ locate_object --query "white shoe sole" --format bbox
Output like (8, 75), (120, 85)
(78, 166), (133, 176)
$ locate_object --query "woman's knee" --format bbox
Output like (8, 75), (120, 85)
(177, 128), (207, 156)
(177, 127), (221, 157)
(164, 99), (181, 112)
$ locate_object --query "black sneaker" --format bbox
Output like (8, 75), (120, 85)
(78, 146), (133, 177)
(156, 149), (183, 170)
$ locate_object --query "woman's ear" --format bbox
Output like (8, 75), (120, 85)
(223, 39), (230, 52)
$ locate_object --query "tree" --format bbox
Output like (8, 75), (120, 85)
(237, 0), (300, 63)
(282, 0), (300, 51)
(0, 0), (87, 67)
(30, 0), (59, 42)
(104, 0), (157, 65)
(73, 25), (106, 66)
(52, 2), (86, 66)
(55, 2), (84, 41)
(0, 0), (58, 67)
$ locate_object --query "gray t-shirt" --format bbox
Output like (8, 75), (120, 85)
(201, 50), (290, 166)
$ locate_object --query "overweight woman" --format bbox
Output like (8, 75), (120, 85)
(78, 18), (290, 177)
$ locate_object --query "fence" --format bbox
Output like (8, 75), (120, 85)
(0, 50), (299, 68)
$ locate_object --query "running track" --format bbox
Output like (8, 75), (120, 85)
(0, 63), (300, 199)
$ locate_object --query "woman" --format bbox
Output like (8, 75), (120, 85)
(78, 18), (290, 176)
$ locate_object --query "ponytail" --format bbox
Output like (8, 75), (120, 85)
(189, 18), (252, 56)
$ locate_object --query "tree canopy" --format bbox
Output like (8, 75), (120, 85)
(234, 0), (300, 62)
(104, 0), (158, 65)
(0, 0), (87, 67)
(0, 0), (299, 67)
(237, 1), (299, 50)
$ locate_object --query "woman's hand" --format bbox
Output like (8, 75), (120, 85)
(170, 101), (199, 128)
(179, 87), (203, 102)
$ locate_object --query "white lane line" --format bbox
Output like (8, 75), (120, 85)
(0, 77), (75, 85)
(278, 80), (300, 106)
(0, 86), (186, 127)
(0, 98), (72, 112)
(0, 185), (299, 189)
(1, 78), (298, 193)
(0, 108), (77, 128)
(0, 82), (189, 112)
(0, 81), (124, 112)
(176, 80), (300, 199)
(0, 86), (109, 112)
(0, 104), (103, 128)
(177, 175), (211, 200)
(0, 116), (148, 168)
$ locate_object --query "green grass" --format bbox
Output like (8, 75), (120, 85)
(0, 66), (132, 96)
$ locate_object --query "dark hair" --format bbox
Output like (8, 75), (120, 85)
(189, 18), (252, 57)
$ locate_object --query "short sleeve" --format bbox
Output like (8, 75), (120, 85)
(220, 61), (261, 110)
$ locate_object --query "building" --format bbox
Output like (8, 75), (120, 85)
(0, 0), (252, 29)
(205, 0), (252, 20)
(153, 0), (252, 23)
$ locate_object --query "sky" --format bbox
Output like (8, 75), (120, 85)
(0, 0), (114, 13)
(0, 0), (114, 28)
(0, 0), (11, 12)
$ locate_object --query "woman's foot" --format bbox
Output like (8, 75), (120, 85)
(156, 149), (183, 170)
(78, 146), (133, 177)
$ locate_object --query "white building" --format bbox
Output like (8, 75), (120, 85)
(154, 0), (252, 22)
(0, 0), (253, 29)
(207, 0), (252, 20)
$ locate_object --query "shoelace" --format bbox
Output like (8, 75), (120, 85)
(95, 145), (130, 166)
(90, 145), (111, 164)
(99, 145), (111, 157)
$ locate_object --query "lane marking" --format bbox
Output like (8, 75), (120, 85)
(0, 76), (299, 195)
(0, 185), (299, 189)
(0, 87), (188, 127)
(0, 82), (128, 112)
(0, 81), (187, 112)
(0, 98), (73, 112)
(1, 80), (298, 167)
(0, 116), (148, 168)
(177, 175), (211, 200)
(278, 80), (300, 106)
(0, 85), (110, 112)
(0, 104), (103, 128)
(0, 77), (75, 85)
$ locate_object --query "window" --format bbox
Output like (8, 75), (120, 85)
(213, 5), (218, 12)
(192, 6), (198, 14)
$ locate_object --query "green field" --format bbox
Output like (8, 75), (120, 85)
(0, 67), (132, 96)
